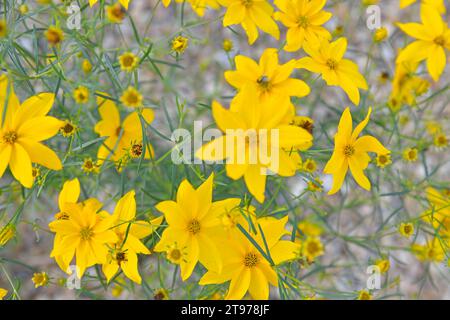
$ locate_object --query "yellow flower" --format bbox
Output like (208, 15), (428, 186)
(375, 259), (390, 274)
(199, 215), (300, 300)
(111, 283), (124, 297)
(297, 37), (368, 105)
(82, 59), (92, 74)
(195, 88), (313, 203)
(225, 48), (310, 107)
(223, 38), (233, 52)
(94, 96), (154, 166)
(0, 19), (7, 38)
(307, 178), (323, 192)
(302, 158), (317, 173)
(0, 76), (63, 188)
(396, 4), (450, 81)
(425, 120), (442, 135)
(398, 222), (414, 238)
(45, 26), (64, 46)
(375, 153), (391, 168)
(73, 86), (89, 104)
(274, 0), (332, 52)
(155, 174), (240, 280)
(373, 27), (388, 42)
(0, 224), (15, 247)
(434, 133), (448, 148)
(106, 3), (126, 23)
(60, 120), (77, 137)
(0, 288), (7, 300)
(399, 0), (446, 14)
(357, 289), (372, 300)
(301, 236), (324, 262)
(171, 36), (189, 54)
(102, 190), (163, 284)
(297, 220), (322, 237)
(154, 288), (169, 300)
(32, 272), (49, 288)
(81, 157), (100, 174)
(119, 52), (139, 72)
(49, 200), (118, 278)
(324, 107), (389, 195)
(422, 187), (450, 230)
(290, 116), (314, 134)
(411, 238), (445, 262)
(218, 0), (279, 45)
(402, 147), (418, 162)
(120, 86), (143, 108)
(90, 0), (130, 9)
(19, 4), (29, 15)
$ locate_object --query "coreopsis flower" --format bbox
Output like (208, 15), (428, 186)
(171, 36), (189, 54)
(0, 224), (15, 247)
(154, 288), (169, 300)
(73, 86), (89, 104)
(298, 220), (323, 237)
(19, 5), (29, 15)
(302, 158), (317, 173)
(0, 20), (6, 38)
(375, 259), (390, 274)
(199, 216), (299, 300)
(434, 133), (448, 148)
(94, 96), (154, 166)
(195, 89), (313, 203)
(102, 190), (163, 284)
(154, 174), (241, 280)
(297, 37), (368, 105)
(120, 86), (143, 108)
(274, 0), (332, 52)
(396, 4), (450, 81)
(90, 0), (130, 9)
(0, 76), (63, 188)
(225, 48), (310, 108)
(411, 238), (446, 262)
(402, 147), (418, 162)
(106, 3), (126, 23)
(81, 157), (100, 174)
(398, 222), (414, 238)
(357, 290), (372, 300)
(162, 0), (219, 16)
(119, 52), (139, 72)
(60, 120), (77, 137)
(0, 288), (7, 300)
(324, 107), (389, 195)
(373, 27), (388, 42)
(32, 272), (49, 288)
(375, 153), (391, 168)
(82, 59), (92, 74)
(45, 26), (64, 46)
(49, 200), (118, 278)
(301, 236), (324, 262)
(399, 0), (446, 14)
(223, 38), (233, 52)
(218, 0), (279, 45)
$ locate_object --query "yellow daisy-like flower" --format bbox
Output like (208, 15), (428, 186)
(45, 25), (64, 46)
(0, 224), (15, 247)
(433, 133), (448, 148)
(297, 37), (368, 105)
(396, 4), (450, 81)
(0, 288), (7, 300)
(60, 120), (77, 137)
(357, 289), (372, 300)
(218, 0), (280, 45)
(199, 215), (299, 300)
(82, 59), (92, 74)
(120, 86), (143, 108)
(0, 19), (7, 38)
(102, 190), (163, 284)
(154, 174), (241, 280)
(32, 272), (49, 288)
(375, 258), (390, 274)
(324, 107), (389, 195)
(411, 238), (445, 262)
(94, 95), (154, 166)
(0, 76), (63, 188)
(301, 236), (324, 262)
(19, 5), (29, 15)
(402, 147), (418, 162)
(171, 36), (189, 54)
(154, 288), (169, 300)
(307, 178), (323, 192)
(106, 3), (126, 23)
(399, 0), (446, 14)
(81, 157), (100, 174)
(274, 0), (332, 52)
(225, 48), (310, 108)
(302, 158), (317, 173)
(398, 222), (414, 238)
(119, 52), (139, 72)
(73, 86), (89, 104)
(90, 0), (130, 9)
(223, 38), (233, 52)
(375, 153), (391, 168)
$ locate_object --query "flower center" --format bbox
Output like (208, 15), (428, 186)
(127, 93), (139, 104)
(80, 227), (93, 241)
(130, 143), (143, 158)
(326, 59), (338, 70)
(343, 144), (355, 157)
(307, 241), (319, 254)
(187, 219), (201, 235)
(378, 155), (387, 164)
(434, 36), (445, 46)
(241, 0), (253, 7)
(170, 248), (182, 261)
(123, 56), (134, 67)
(256, 75), (271, 91)
(297, 16), (309, 28)
(3, 131), (17, 144)
(244, 252), (259, 268)
(115, 251), (128, 264)
(403, 225), (412, 234)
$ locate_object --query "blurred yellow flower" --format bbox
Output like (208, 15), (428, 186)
(82, 59), (93, 74)
(106, 3), (126, 23)
(375, 153), (391, 168)
(119, 52), (139, 72)
(60, 120), (77, 138)
(0, 288), (7, 300)
(171, 36), (189, 54)
(120, 86), (143, 108)
(375, 259), (390, 274)
(301, 236), (324, 262)
(45, 26), (64, 46)
(0, 19), (7, 37)
(398, 222), (414, 238)
(73, 86), (89, 104)
(373, 27), (388, 42)
(0, 224), (15, 247)
(402, 147), (418, 162)
(32, 272), (49, 288)
(223, 38), (233, 52)
(357, 289), (372, 300)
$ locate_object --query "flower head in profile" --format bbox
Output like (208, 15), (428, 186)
(399, 222), (414, 238)
(106, 3), (126, 23)
(297, 37), (368, 105)
(199, 215), (299, 300)
(411, 238), (446, 263)
(171, 36), (189, 54)
(324, 107), (389, 195)
(225, 48), (310, 107)
(274, 0), (332, 52)
(396, 4), (450, 81)
(0, 76), (63, 188)
(32, 272), (49, 288)
(94, 95), (154, 167)
(196, 88), (313, 203)
(102, 190), (163, 284)
(219, 0), (279, 45)
(154, 174), (241, 281)
(45, 26), (63, 46)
